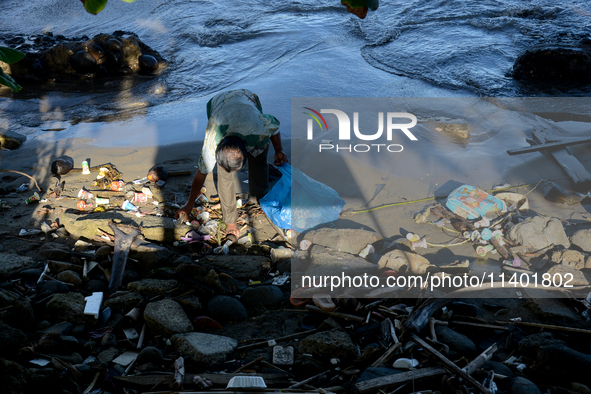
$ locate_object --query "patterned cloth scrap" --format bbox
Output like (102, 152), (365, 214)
(197, 89), (280, 174)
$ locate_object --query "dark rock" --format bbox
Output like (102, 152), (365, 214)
(299, 330), (358, 361)
(144, 299), (193, 336)
(122, 269), (139, 285)
(104, 50), (123, 71)
(37, 280), (70, 294)
(513, 48), (591, 82)
(449, 301), (480, 317)
(47, 260), (82, 275)
(121, 37), (142, 71)
(176, 296), (202, 317)
(20, 268), (43, 282)
(172, 255), (193, 268)
(41, 321), (73, 336)
(435, 326), (476, 355)
(70, 50), (97, 73)
(0, 322), (27, 352)
(171, 332), (237, 367)
(45, 293), (89, 325)
(97, 347), (119, 364)
(103, 292), (143, 314)
(510, 377), (541, 394)
(0, 288), (35, 330)
(60, 335), (80, 352)
(136, 346), (164, 366)
(103, 38), (123, 52)
(206, 295), (247, 323)
(304, 244), (382, 277)
(0, 253), (36, 280)
(571, 229), (591, 253)
(200, 255), (265, 280)
(0, 357), (33, 394)
(95, 245), (112, 257)
(127, 278), (179, 296)
(302, 228), (382, 255)
(240, 285), (284, 314)
(0, 131), (26, 150)
(57, 270), (82, 287)
(482, 360), (513, 378)
(518, 332), (565, 358)
(86, 43), (105, 62)
(138, 54), (158, 73)
(42, 43), (75, 74)
(82, 279), (109, 293)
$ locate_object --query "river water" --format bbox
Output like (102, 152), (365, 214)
(1, 0), (590, 147)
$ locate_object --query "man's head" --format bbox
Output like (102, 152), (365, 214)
(216, 135), (247, 173)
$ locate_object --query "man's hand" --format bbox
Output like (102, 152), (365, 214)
(175, 204), (192, 223)
(225, 222), (240, 238)
(274, 150), (288, 166)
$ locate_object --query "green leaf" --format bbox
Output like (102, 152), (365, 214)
(0, 68), (22, 92)
(120, 0), (137, 3)
(83, 0), (108, 14)
(0, 47), (25, 64)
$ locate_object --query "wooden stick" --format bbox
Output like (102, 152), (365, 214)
(495, 320), (591, 335)
(371, 342), (402, 367)
(0, 169), (42, 192)
(507, 136), (591, 155)
(305, 305), (365, 322)
(462, 343), (498, 376)
(137, 323), (146, 349)
(234, 356), (265, 373)
(236, 329), (317, 351)
(288, 370), (329, 389)
(411, 334), (493, 394)
(451, 321), (509, 331)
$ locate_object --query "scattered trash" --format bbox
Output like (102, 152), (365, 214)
(81, 160), (91, 175)
(25, 192), (40, 204)
(84, 292), (104, 319)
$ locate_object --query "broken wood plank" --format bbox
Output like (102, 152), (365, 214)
(354, 366), (447, 394)
(507, 136), (591, 155)
(450, 321), (509, 331)
(531, 131), (591, 186)
(462, 343), (498, 376)
(411, 334), (493, 394)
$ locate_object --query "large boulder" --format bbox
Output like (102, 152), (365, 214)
(144, 299), (193, 337)
(171, 333), (237, 367)
(0, 253), (36, 280)
(297, 244), (380, 277)
(513, 48), (591, 82)
(0, 130), (26, 150)
(571, 229), (591, 253)
(507, 216), (569, 250)
(45, 293), (90, 326)
(199, 255), (265, 280)
(302, 228), (382, 255)
(60, 210), (192, 243)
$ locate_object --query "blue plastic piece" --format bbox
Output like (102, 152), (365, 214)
(260, 164), (345, 233)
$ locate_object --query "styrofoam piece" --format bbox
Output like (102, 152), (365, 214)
(84, 292), (104, 319)
(123, 328), (139, 340)
(226, 376), (267, 389)
(393, 358), (419, 369)
(29, 358), (51, 366)
(113, 351), (139, 367)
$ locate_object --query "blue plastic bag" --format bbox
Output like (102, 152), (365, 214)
(260, 164), (345, 233)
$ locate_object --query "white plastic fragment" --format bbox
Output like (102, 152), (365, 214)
(113, 351), (139, 367)
(267, 339), (277, 347)
(123, 328), (139, 340)
(393, 358), (419, 369)
(358, 244), (375, 258)
(29, 358), (51, 366)
(84, 292), (104, 319)
(226, 376), (266, 389)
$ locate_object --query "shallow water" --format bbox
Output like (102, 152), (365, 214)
(1, 0), (590, 146)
